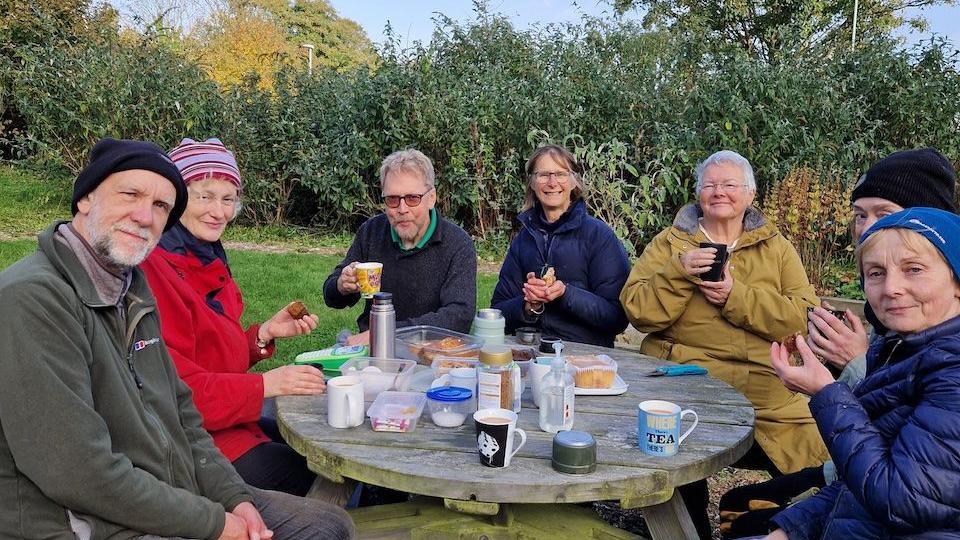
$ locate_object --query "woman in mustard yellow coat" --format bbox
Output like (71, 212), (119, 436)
(620, 150), (828, 538)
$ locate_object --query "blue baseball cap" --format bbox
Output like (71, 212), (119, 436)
(860, 207), (960, 283)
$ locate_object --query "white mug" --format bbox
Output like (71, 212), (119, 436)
(434, 367), (477, 391)
(327, 375), (364, 428)
(474, 408), (527, 468)
(529, 359), (553, 408)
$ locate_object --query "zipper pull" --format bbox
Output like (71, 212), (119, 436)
(126, 350), (144, 389)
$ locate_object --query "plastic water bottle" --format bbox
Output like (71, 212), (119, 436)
(539, 343), (575, 433)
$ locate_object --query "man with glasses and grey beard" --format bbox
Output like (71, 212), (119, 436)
(324, 149), (477, 345)
(0, 138), (354, 539)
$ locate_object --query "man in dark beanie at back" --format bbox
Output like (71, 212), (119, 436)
(0, 138), (354, 539)
(718, 146), (958, 538)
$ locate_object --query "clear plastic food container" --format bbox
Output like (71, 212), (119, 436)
(339, 357), (416, 400)
(430, 356), (480, 377)
(395, 326), (483, 365)
(367, 391), (427, 433)
(425, 386), (473, 428)
(566, 354), (618, 389)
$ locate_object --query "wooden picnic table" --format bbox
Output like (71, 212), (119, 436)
(277, 341), (755, 539)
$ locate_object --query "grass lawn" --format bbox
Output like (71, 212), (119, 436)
(232, 249), (498, 372)
(0, 164), (500, 373)
(0, 164), (71, 236)
(0, 240), (499, 372)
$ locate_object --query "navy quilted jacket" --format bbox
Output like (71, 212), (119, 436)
(490, 199), (630, 347)
(772, 315), (960, 539)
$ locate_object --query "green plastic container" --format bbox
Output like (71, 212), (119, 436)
(294, 345), (369, 377)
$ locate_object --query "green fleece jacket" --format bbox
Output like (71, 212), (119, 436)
(0, 222), (252, 539)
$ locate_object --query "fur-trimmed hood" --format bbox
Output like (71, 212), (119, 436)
(672, 203), (768, 235)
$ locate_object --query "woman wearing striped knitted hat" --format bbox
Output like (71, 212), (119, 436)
(140, 138), (352, 503)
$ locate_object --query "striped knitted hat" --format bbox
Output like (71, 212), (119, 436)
(167, 138), (242, 190)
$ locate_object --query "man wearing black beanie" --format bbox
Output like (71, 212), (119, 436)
(718, 147), (958, 539)
(72, 137), (188, 229)
(0, 137), (355, 539)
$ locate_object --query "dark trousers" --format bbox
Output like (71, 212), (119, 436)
(680, 441), (782, 540)
(129, 488), (355, 540)
(718, 465), (826, 538)
(232, 417), (317, 497)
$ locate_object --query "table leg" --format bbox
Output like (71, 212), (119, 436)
(641, 490), (699, 540)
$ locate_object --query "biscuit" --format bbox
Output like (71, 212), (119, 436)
(541, 265), (556, 287)
(781, 332), (803, 365)
(286, 301), (309, 320)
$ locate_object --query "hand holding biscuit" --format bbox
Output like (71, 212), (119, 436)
(260, 301), (319, 343)
(524, 267), (565, 304)
(770, 336), (834, 396)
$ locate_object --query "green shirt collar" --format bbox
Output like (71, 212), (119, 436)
(390, 208), (437, 251)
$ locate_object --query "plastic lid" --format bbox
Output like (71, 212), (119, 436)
(554, 430), (596, 449)
(476, 308), (503, 320)
(426, 386), (473, 402)
(372, 292), (393, 304)
(479, 345), (513, 366)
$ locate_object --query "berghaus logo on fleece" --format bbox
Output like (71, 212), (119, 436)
(133, 337), (161, 351)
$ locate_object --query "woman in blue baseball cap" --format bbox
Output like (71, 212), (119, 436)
(765, 207), (960, 539)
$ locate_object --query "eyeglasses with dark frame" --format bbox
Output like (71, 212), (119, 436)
(382, 187), (434, 208)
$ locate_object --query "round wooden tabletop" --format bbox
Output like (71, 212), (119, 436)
(277, 342), (754, 507)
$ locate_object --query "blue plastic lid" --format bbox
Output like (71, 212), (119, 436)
(426, 386), (473, 402)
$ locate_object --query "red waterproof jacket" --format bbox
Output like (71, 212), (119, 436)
(141, 242), (275, 462)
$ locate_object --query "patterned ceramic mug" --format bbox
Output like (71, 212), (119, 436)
(638, 400), (698, 457)
(474, 408), (526, 467)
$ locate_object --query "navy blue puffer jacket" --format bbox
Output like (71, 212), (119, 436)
(490, 199), (630, 347)
(772, 315), (960, 539)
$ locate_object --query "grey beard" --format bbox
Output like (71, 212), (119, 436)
(89, 227), (152, 271)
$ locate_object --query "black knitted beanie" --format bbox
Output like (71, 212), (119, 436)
(72, 138), (187, 231)
(851, 148), (958, 213)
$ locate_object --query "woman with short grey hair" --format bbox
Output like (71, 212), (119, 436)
(620, 150), (824, 539)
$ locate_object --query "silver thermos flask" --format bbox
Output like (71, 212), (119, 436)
(369, 292), (396, 358)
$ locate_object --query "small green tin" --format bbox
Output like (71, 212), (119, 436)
(551, 431), (597, 474)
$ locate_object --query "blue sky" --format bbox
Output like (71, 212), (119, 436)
(327, 0), (960, 49)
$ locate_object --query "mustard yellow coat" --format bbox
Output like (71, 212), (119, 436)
(620, 204), (829, 474)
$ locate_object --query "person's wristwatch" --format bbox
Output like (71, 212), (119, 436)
(256, 327), (272, 353)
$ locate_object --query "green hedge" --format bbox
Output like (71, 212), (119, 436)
(4, 10), (959, 256)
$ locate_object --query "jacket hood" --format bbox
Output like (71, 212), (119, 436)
(670, 203), (776, 250)
(672, 202), (767, 233)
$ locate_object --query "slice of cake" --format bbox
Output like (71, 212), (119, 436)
(566, 355), (617, 389)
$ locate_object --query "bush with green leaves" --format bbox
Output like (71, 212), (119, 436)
(7, 24), (222, 172)
(4, 4), (959, 287)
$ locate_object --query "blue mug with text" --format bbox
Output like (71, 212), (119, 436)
(638, 400), (698, 457)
